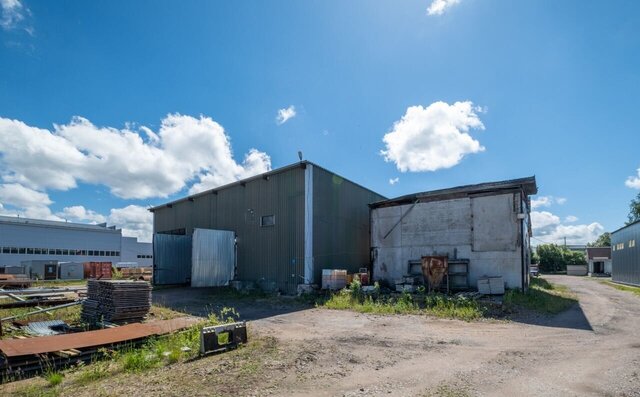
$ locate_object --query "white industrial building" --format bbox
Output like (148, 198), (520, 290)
(0, 215), (152, 269)
(370, 177), (537, 291)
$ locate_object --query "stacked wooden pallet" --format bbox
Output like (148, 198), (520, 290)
(81, 280), (151, 324)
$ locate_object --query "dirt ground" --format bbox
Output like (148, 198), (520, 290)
(4, 275), (640, 396)
(151, 275), (640, 396)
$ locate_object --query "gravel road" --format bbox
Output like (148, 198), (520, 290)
(250, 275), (640, 396)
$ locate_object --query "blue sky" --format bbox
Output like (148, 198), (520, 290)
(0, 0), (639, 243)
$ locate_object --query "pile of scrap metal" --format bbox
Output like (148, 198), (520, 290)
(81, 280), (152, 325)
(117, 267), (152, 281)
(0, 275), (32, 289)
(0, 317), (201, 379)
(0, 285), (86, 311)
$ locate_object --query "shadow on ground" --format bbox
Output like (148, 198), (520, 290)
(508, 302), (593, 331)
(152, 286), (313, 321)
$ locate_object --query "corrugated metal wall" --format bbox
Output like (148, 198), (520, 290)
(312, 167), (386, 284)
(153, 166), (306, 294)
(191, 229), (235, 287)
(612, 222), (640, 286)
(153, 234), (192, 285)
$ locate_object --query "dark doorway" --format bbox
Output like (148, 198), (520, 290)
(594, 261), (604, 273)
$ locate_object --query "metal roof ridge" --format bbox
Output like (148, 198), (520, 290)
(149, 160), (386, 211)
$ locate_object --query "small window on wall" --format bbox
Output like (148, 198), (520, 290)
(260, 215), (275, 227)
(2, 247), (9, 254)
(630, 240), (636, 248)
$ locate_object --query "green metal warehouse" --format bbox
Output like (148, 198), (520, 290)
(149, 161), (385, 294)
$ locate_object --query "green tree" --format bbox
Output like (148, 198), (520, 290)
(564, 250), (587, 268)
(628, 193), (640, 225)
(530, 248), (540, 265)
(536, 244), (565, 272)
(588, 232), (611, 247)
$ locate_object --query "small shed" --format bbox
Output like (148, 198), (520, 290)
(58, 262), (84, 280)
(370, 177), (538, 291)
(22, 260), (58, 280)
(586, 247), (611, 275)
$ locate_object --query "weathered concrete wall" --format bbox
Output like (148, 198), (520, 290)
(372, 193), (524, 290)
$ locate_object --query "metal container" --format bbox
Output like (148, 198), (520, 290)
(83, 261), (112, 279)
(58, 262), (84, 280)
(1, 266), (26, 275)
(22, 260), (58, 280)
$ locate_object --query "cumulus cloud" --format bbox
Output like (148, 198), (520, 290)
(0, 183), (59, 220)
(276, 105), (296, 125)
(389, 177), (399, 185)
(381, 101), (484, 172)
(427, 0), (461, 16)
(57, 205), (107, 224)
(530, 195), (567, 209)
(0, 114), (271, 199)
(531, 210), (603, 246)
(565, 215), (578, 223)
(107, 205), (153, 242)
(625, 168), (640, 189)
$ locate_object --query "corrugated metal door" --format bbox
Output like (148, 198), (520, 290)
(153, 234), (192, 285)
(191, 229), (235, 287)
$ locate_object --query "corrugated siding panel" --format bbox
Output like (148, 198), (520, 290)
(153, 234), (192, 285)
(152, 167), (306, 294)
(612, 222), (640, 286)
(191, 229), (235, 287)
(312, 167), (386, 284)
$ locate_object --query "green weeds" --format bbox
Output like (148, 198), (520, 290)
(504, 277), (577, 314)
(600, 281), (640, 297)
(319, 281), (484, 321)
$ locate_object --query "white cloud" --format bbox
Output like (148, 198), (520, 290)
(50, 204), (152, 242)
(0, 114), (271, 199)
(0, 0), (25, 30)
(0, 183), (60, 220)
(530, 195), (567, 209)
(565, 215), (578, 223)
(57, 205), (107, 224)
(625, 168), (640, 189)
(427, 0), (461, 16)
(531, 210), (603, 246)
(107, 205), (153, 242)
(389, 177), (399, 185)
(381, 101), (484, 172)
(276, 105), (296, 125)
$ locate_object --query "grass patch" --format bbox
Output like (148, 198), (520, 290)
(504, 277), (577, 314)
(601, 281), (640, 297)
(45, 372), (63, 387)
(32, 279), (87, 288)
(318, 282), (485, 321)
(14, 384), (61, 397)
(66, 307), (240, 384)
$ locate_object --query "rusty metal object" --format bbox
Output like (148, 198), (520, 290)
(0, 317), (201, 357)
(421, 256), (448, 291)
